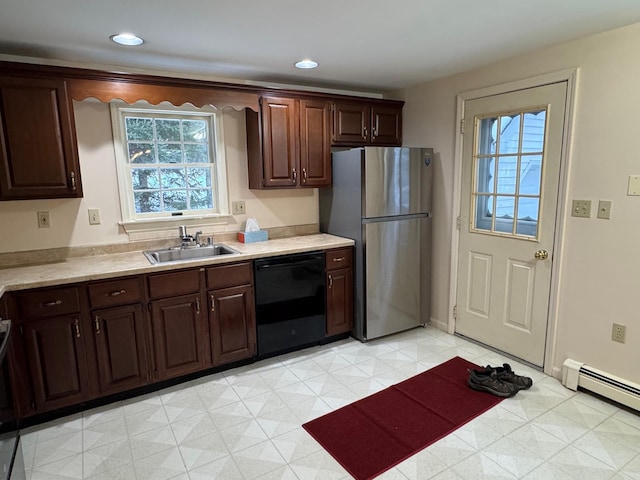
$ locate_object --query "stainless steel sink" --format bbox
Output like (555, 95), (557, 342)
(143, 244), (239, 264)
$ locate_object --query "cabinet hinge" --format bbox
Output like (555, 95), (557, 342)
(453, 305), (458, 320)
(460, 119), (465, 134)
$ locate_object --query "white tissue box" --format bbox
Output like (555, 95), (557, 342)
(237, 230), (268, 243)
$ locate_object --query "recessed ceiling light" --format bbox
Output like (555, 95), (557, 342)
(295, 59), (318, 69)
(110, 33), (144, 46)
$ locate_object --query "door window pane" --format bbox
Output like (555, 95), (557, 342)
(519, 155), (542, 195)
(474, 195), (493, 232)
(476, 157), (494, 193)
(471, 107), (548, 239)
(517, 198), (539, 236)
(495, 196), (515, 233)
(496, 156), (518, 194)
(522, 110), (546, 153)
(478, 117), (498, 155)
(498, 115), (520, 154)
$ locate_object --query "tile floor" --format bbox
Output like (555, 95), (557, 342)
(22, 326), (640, 479)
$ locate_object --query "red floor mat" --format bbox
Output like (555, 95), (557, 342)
(302, 356), (504, 480)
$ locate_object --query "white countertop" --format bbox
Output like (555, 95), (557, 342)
(0, 234), (354, 295)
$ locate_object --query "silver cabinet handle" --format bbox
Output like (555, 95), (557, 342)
(333, 257), (346, 263)
(108, 289), (126, 297)
(74, 318), (81, 338)
(328, 274), (333, 289)
(195, 297), (201, 314)
(302, 168), (307, 183)
(41, 300), (62, 307)
(210, 294), (215, 312)
(292, 168), (297, 183)
(70, 171), (77, 191)
(94, 315), (101, 335)
(363, 126), (368, 140)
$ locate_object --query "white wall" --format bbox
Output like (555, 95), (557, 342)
(0, 101), (318, 253)
(397, 22), (640, 381)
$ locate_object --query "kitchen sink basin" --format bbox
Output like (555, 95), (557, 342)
(144, 244), (239, 264)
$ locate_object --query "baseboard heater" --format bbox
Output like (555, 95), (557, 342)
(562, 359), (640, 411)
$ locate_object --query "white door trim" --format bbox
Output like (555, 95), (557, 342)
(448, 68), (579, 376)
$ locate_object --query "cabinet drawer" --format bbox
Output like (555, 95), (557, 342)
(206, 262), (252, 290)
(88, 277), (143, 309)
(325, 248), (353, 270)
(148, 268), (201, 299)
(16, 286), (80, 320)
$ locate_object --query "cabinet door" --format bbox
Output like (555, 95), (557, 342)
(93, 304), (149, 395)
(332, 102), (369, 145)
(23, 315), (90, 412)
(370, 105), (403, 146)
(0, 76), (81, 200)
(261, 96), (299, 187)
(209, 285), (256, 366)
(150, 294), (208, 381)
(299, 99), (331, 187)
(326, 267), (354, 336)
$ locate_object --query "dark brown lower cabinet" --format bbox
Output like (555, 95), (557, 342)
(326, 267), (354, 336)
(209, 285), (256, 366)
(92, 304), (149, 395)
(150, 294), (208, 381)
(22, 314), (90, 412)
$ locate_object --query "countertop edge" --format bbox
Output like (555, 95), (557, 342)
(0, 234), (355, 294)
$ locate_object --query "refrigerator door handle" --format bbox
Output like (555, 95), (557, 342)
(363, 212), (431, 224)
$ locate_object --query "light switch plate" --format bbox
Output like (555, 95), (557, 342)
(88, 208), (101, 225)
(628, 176), (640, 196)
(597, 200), (612, 219)
(571, 200), (591, 218)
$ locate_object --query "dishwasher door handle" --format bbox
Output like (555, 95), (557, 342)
(256, 259), (322, 271)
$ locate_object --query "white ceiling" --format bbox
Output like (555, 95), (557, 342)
(2, 0), (640, 93)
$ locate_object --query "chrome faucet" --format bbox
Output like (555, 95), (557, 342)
(178, 226), (204, 247)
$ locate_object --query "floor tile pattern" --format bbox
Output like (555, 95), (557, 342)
(22, 326), (640, 479)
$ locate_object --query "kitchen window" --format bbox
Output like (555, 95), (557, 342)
(111, 103), (229, 225)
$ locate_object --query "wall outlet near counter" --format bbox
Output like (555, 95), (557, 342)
(232, 200), (246, 215)
(37, 211), (51, 228)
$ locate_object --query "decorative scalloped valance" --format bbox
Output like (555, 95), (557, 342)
(68, 78), (260, 111)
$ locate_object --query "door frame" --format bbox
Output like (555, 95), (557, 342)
(448, 69), (578, 376)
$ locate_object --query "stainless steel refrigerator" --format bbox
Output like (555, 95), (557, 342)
(319, 147), (433, 341)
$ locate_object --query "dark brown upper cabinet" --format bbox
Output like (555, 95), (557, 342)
(332, 101), (403, 146)
(247, 95), (331, 189)
(0, 75), (82, 200)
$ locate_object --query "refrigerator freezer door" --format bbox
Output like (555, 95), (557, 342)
(363, 147), (433, 218)
(364, 216), (431, 339)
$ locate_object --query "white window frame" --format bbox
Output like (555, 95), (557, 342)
(110, 102), (229, 230)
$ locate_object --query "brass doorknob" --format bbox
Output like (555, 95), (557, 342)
(534, 250), (549, 260)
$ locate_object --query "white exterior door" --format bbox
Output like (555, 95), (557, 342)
(456, 82), (567, 366)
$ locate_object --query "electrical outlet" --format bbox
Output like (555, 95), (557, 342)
(232, 200), (246, 215)
(612, 323), (626, 343)
(88, 208), (101, 225)
(571, 200), (591, 218)
(37, 211), (51, 228)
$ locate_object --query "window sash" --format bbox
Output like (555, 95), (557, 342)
(111, 103), (228, 223)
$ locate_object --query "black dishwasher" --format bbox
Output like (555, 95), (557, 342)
(254, 252), (326, 357)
